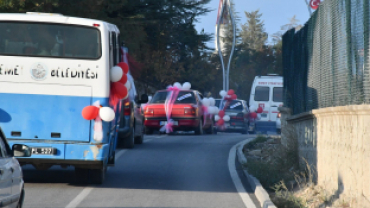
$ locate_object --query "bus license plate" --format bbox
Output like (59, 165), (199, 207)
(31, 147), (56, 155)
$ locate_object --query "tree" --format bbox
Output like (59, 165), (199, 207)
(239, 10), (268, 51)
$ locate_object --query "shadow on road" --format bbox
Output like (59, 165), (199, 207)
(22, 133), (256, 194)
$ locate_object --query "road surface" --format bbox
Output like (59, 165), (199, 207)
(21, 132), (261, 208)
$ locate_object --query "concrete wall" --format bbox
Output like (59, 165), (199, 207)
(280, 105), (370, 206)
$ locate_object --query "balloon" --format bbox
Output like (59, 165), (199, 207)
(118, 62), (129, 74)
(110, 66), (123, 82)
(119, 73), (128, 85)
(257, 114), (262, 120)
(99, 107), (115, 122)
(231, 94), (237, 100)
(209, 97), (215, 106)
(218, 110), (225, 118)
(217, 119), (225, 126)
(112, 82), (128, 99)
(82, 106), (99, 120)
(215, 115), (220, 121)
(182, 82), (191, 90)
(223, 115), (230, 122)
(250, 112), (257, 119)
(227, 89), (235, 95)
(202, 98), (211, 106)
(125, 80), (131, 91)
(173, 82), (182, 89)
(219, 90), (227, 97)
(214, 107), (220, 114)
(257, 107), (263, 113)
(209, 106), (218, 115)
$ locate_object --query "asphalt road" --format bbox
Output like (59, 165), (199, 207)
(21, 132), (261, 208)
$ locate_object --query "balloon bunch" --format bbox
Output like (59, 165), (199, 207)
(201, 97), (219, 127)
(248, 104), (264, 120)
(160, 82), (192, 133)
(109, 62), (132, 108)
(81, 101), (115, 142)
(215, 89), (238, 127)
(201, 97), (219, 115)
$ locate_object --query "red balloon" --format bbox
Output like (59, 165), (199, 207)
(119, 73), (128, 85)
(231, 94), (237, 100)
(82, 106), (99, 120)
(117, 62), (129, 74)
(257, 107), (263, 113)
(112, 82), (128, 99)
(249, 112), (257, 119)
(227, 89), (235, 95)
(217, 119), (225, 126)
(218, 110), (225, 118)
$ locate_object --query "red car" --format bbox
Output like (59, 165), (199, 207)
(143, 90), (213, 135)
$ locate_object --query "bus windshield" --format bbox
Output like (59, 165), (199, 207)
(0, 22), (101, 59)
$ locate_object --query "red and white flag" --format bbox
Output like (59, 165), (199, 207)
(310, 0), (321, 10)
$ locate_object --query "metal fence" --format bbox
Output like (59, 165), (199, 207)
(282, 0), (370, 115)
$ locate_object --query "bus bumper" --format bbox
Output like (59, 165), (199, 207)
(8, 141), (110, 169)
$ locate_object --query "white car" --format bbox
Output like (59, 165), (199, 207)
(0, 127), (28, 208)
(249, 75), (283, 133)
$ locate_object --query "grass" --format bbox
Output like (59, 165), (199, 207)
(243, 127), (354, 208)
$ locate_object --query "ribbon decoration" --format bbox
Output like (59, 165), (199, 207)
(160, 86), (181, 133)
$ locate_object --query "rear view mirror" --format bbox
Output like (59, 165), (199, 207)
(138, 94), (148, 104)
(12, 144), (32, 157)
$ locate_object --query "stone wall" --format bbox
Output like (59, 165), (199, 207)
(280, 105), (370, 206)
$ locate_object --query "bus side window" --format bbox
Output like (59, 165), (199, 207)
(112, 32), (117, 65)
(109, 32), (113, 68)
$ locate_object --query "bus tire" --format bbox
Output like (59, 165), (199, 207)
(122, 128), (135, 149)
(90, 167), (106, 184)
(75, 168), (89, 184)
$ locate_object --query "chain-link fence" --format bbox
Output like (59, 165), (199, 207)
(283, 0), (370, 115)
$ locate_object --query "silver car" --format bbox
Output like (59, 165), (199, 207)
(0, 127), (28, 208)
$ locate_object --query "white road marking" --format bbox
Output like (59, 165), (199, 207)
(228, 139), (257, 208)
(65, 187), (93, 208)
(65, 146), (138, 208)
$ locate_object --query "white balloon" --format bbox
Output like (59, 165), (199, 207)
(99, 107), (115, 122)
(208, 106), (215, 114)
(214, 107), (220, 115)
(215, 115), (220, 121)
(125, 80), (131, 91)
(219, 90), (227, 97)
(110, 66), (123, 82)
(173, 82), (182, 89)
(209, 97), (215, 106)
(257, 113), (262, 120)
(202, 98), (211, 106)
(223, 115), (230, 122)
(182, 82), (191, 90)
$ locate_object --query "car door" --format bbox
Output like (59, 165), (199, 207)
(269, 86), (283, 122)
(0, 132), (13, 207)
(254, 86), (270, 121)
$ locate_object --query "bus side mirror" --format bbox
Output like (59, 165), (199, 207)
(137, 94), (148, 104)
(13, 144), (32, 157)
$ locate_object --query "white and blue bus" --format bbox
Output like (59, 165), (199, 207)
(0, 13), (131, 183)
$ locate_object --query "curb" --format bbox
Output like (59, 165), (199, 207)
(236, 139), (277, 208)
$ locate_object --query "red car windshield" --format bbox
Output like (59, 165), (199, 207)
(150, 91), (196, 104)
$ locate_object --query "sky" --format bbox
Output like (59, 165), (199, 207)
(195, 0), (312, 47)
